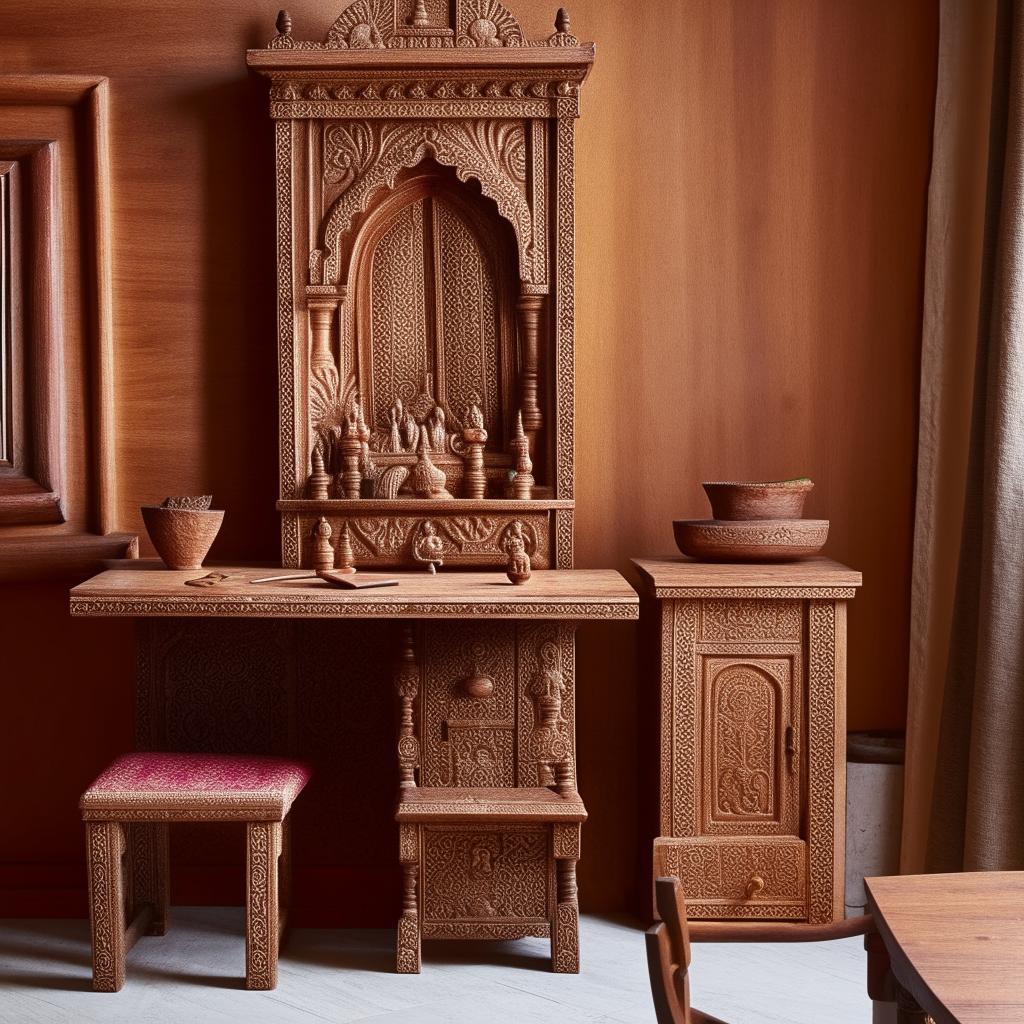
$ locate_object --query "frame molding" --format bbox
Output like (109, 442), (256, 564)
(0, 75), (132, 578)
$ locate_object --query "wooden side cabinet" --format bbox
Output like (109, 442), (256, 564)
(633, 557), (862, 925)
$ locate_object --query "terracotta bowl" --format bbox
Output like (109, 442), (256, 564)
(141, 506), (224, 570)
(702, 479), (813, 521)
(673, 518), (828, 562)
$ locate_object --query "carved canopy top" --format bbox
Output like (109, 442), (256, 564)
(263, 0), (582, 51)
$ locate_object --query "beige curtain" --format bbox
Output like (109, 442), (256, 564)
(903, 0), (1024, 873)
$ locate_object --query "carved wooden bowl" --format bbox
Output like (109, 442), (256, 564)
(673, 518), (829, 562)
(702, 479), (813, 520)
(142, 506), (225, 570)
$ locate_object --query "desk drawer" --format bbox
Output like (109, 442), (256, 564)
(654, 836), (807, 920)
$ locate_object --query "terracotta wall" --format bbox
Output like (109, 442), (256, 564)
(0, 0), (938, 920)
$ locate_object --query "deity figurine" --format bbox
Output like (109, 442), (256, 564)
(400, 403), (419, 452)
(463, 394), (486, 440)
(505, 522), (532, 585)
(412, 519), (444, 573)
(312, 516), (334, 575)
(388, 405), (402, 453)
(335, 520), (356, 574)
(428, 405), (447, 452)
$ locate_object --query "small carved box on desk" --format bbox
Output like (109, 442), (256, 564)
(633, 557), (862, 925)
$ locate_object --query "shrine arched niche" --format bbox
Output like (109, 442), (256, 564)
(343, 163), (520, 458)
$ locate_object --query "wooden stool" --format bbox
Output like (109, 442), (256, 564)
(394, 766), (587, 974)
(79, 752), (310, 992)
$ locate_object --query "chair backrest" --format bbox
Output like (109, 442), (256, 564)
(646, 876), (693, 1024)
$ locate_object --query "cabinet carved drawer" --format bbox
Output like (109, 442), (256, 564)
(635, 557), (862, 926)
(653, 837), (807, 920)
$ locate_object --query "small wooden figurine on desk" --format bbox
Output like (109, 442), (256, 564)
(335, 521), (356, 575)
(312, 516), (334, 575)
(412, 520), (444, 574)
(505, 521), (532, 585)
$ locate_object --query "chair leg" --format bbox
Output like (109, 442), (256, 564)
(86, 821), (127, 992)
(246, 821), (281, 990)
(127, 823), (169, 936)
(396, 824), (421, 974)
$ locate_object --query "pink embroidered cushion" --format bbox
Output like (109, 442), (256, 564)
(80, 753), (311, 822)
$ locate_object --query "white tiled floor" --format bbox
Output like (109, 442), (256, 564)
(0, 909), (872, 1023)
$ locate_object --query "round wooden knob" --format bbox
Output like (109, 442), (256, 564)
(744, 875), (765, 899)
(463, 672), (494, 700)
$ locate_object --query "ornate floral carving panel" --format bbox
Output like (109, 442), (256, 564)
(421, 825), (552, 925)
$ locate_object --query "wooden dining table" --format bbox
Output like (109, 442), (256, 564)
(865, 871), (1024, 1023)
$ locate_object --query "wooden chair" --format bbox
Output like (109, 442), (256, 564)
(80, 752), (310, 992)
(646, 876), (883, 1024)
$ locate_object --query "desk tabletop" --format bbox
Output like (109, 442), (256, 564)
(865, 871), (1024, 1024)
(70, 566), (639, 621)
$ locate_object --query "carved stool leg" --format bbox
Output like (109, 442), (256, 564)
(86, 821), (127, 992)
(127, 823), (169, 936)
(246, 821), (281, 990)
(552, 823), (581, 974)
(279, 814), (292, 949)
(396, 824), (421, 974)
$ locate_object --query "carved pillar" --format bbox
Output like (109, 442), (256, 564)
(516, 292), (545, 449)
(395, 624), (420, 788)
(339, 421), (362, 499)
(307, 296), (339, 374)
(509, 410), (535, 500)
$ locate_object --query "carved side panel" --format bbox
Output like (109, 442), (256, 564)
(516, 621), (575, 786)
(154, 619), (295, 755)
(807, 601), (838, 925)
(421, 825), (551, 925)
(420, 621), (517, 787)
(370, 200), (428, 428)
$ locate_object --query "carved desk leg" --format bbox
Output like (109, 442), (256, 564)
(86, 821), (127, 992)
(397, 823), (422, 974)
(395, 622), (422, 973)
(552, 822), (581, 973)
(127, 822), (169, 936)
(246, 821), (282, 990)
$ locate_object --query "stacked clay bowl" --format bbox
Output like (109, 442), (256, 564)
(673, 479), (828, 562)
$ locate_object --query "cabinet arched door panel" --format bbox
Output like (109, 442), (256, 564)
(349, 173), (519, 449)
(698, 656), (801, 837)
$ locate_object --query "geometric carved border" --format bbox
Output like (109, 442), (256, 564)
(807, 600), (837, 925)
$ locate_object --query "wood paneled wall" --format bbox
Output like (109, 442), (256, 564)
(0, 0), (938, 920)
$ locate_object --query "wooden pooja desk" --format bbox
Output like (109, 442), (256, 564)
(71, 566), (638, 971)
(634, 557), (862, 926)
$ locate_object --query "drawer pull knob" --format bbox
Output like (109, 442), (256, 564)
(744, 875), (765, 899)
